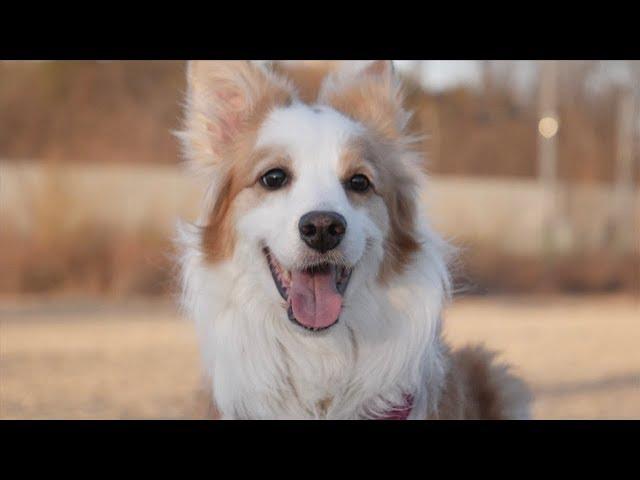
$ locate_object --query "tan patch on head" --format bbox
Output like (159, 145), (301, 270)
(320, 62), (408, 141)
(325, 85), (399, 139)
(182, 62), (296, 264)
(338, 139), (377, 189)
(202, 145), (291, 264)
(341, 135), (421, 283)
(185, 61), (418, 269)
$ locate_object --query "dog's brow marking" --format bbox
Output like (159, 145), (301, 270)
(338, 137), (377, 186)
(249, 147), (292, 185)
(182, 62), (296, 264)
(339, 133), (421, 283)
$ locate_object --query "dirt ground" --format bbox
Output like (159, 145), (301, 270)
(1, 294), (638, 419)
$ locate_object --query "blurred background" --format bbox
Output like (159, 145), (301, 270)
(1, 60), (638, 419)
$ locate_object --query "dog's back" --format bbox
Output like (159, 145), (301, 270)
(431, 345), (531, 419)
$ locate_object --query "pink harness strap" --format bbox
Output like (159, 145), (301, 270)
(376, 394), (414, 420)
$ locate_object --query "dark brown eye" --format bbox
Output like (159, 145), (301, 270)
(261, 168), (288, 190)
(348, 174), (370, 193)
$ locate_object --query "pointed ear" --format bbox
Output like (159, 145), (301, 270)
(177, 61), (294, 171)
(364, 60), (395, 77)
(348, 60), (395, 80)
(318, 60), (409, 139)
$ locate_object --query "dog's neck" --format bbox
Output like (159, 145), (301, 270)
(180, 226), (450, 420)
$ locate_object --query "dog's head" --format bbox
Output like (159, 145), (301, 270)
(180, 61), (424, 332)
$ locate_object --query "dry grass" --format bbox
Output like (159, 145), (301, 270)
(1, 295), (638, 419)
(0, 163), (200, 296)
(0, 61), (184, 165)
(2, 61), (637, 184)
(0, 229), (175, 296)
(458, 248), (640, 294)
(2, 163), (638, 295)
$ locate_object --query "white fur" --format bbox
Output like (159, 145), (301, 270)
(178, 96), (453, 419)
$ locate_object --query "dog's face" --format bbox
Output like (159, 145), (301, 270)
(181, 61), (421, 332)
(241, 104), (387, 331)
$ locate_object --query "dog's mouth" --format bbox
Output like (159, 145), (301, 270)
(263, 247), (353, 331)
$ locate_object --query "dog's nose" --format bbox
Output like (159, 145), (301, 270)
(298, 211), (347, 253)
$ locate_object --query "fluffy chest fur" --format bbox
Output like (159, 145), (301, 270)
(180, 221), (450, 419)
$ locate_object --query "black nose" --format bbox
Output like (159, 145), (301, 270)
(298, 211), (347, 253)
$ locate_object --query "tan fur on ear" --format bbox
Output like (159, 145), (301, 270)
(177, 61), (295, 172)
(318, 60), (410, 140)
(362, 60), (394, 78)
(178, 61), (295, 264)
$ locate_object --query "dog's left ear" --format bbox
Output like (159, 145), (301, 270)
(318, 60), (410, 140)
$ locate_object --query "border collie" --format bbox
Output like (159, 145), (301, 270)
(176, 60), (531, 419)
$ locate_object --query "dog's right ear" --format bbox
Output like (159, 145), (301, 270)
(177, 61), (294, 172)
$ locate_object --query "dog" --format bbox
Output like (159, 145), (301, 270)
(176, 60), (531, 419)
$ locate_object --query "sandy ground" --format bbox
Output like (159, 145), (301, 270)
(1, 295), (638, 420)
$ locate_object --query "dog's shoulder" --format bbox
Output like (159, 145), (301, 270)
(431, 344), (532, 420)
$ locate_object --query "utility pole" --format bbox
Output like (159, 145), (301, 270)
(614, 62), (639, 254)
(410, 60), (423, 87)
(482, 60), (493, 95)
(635, 62), (640, 257)
(537, 60), (562, 253)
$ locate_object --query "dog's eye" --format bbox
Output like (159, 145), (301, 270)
(348, 174), (370, 193)
(261, 169), (288, 190)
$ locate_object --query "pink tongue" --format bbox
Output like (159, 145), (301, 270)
(289, 266), (343, 329)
